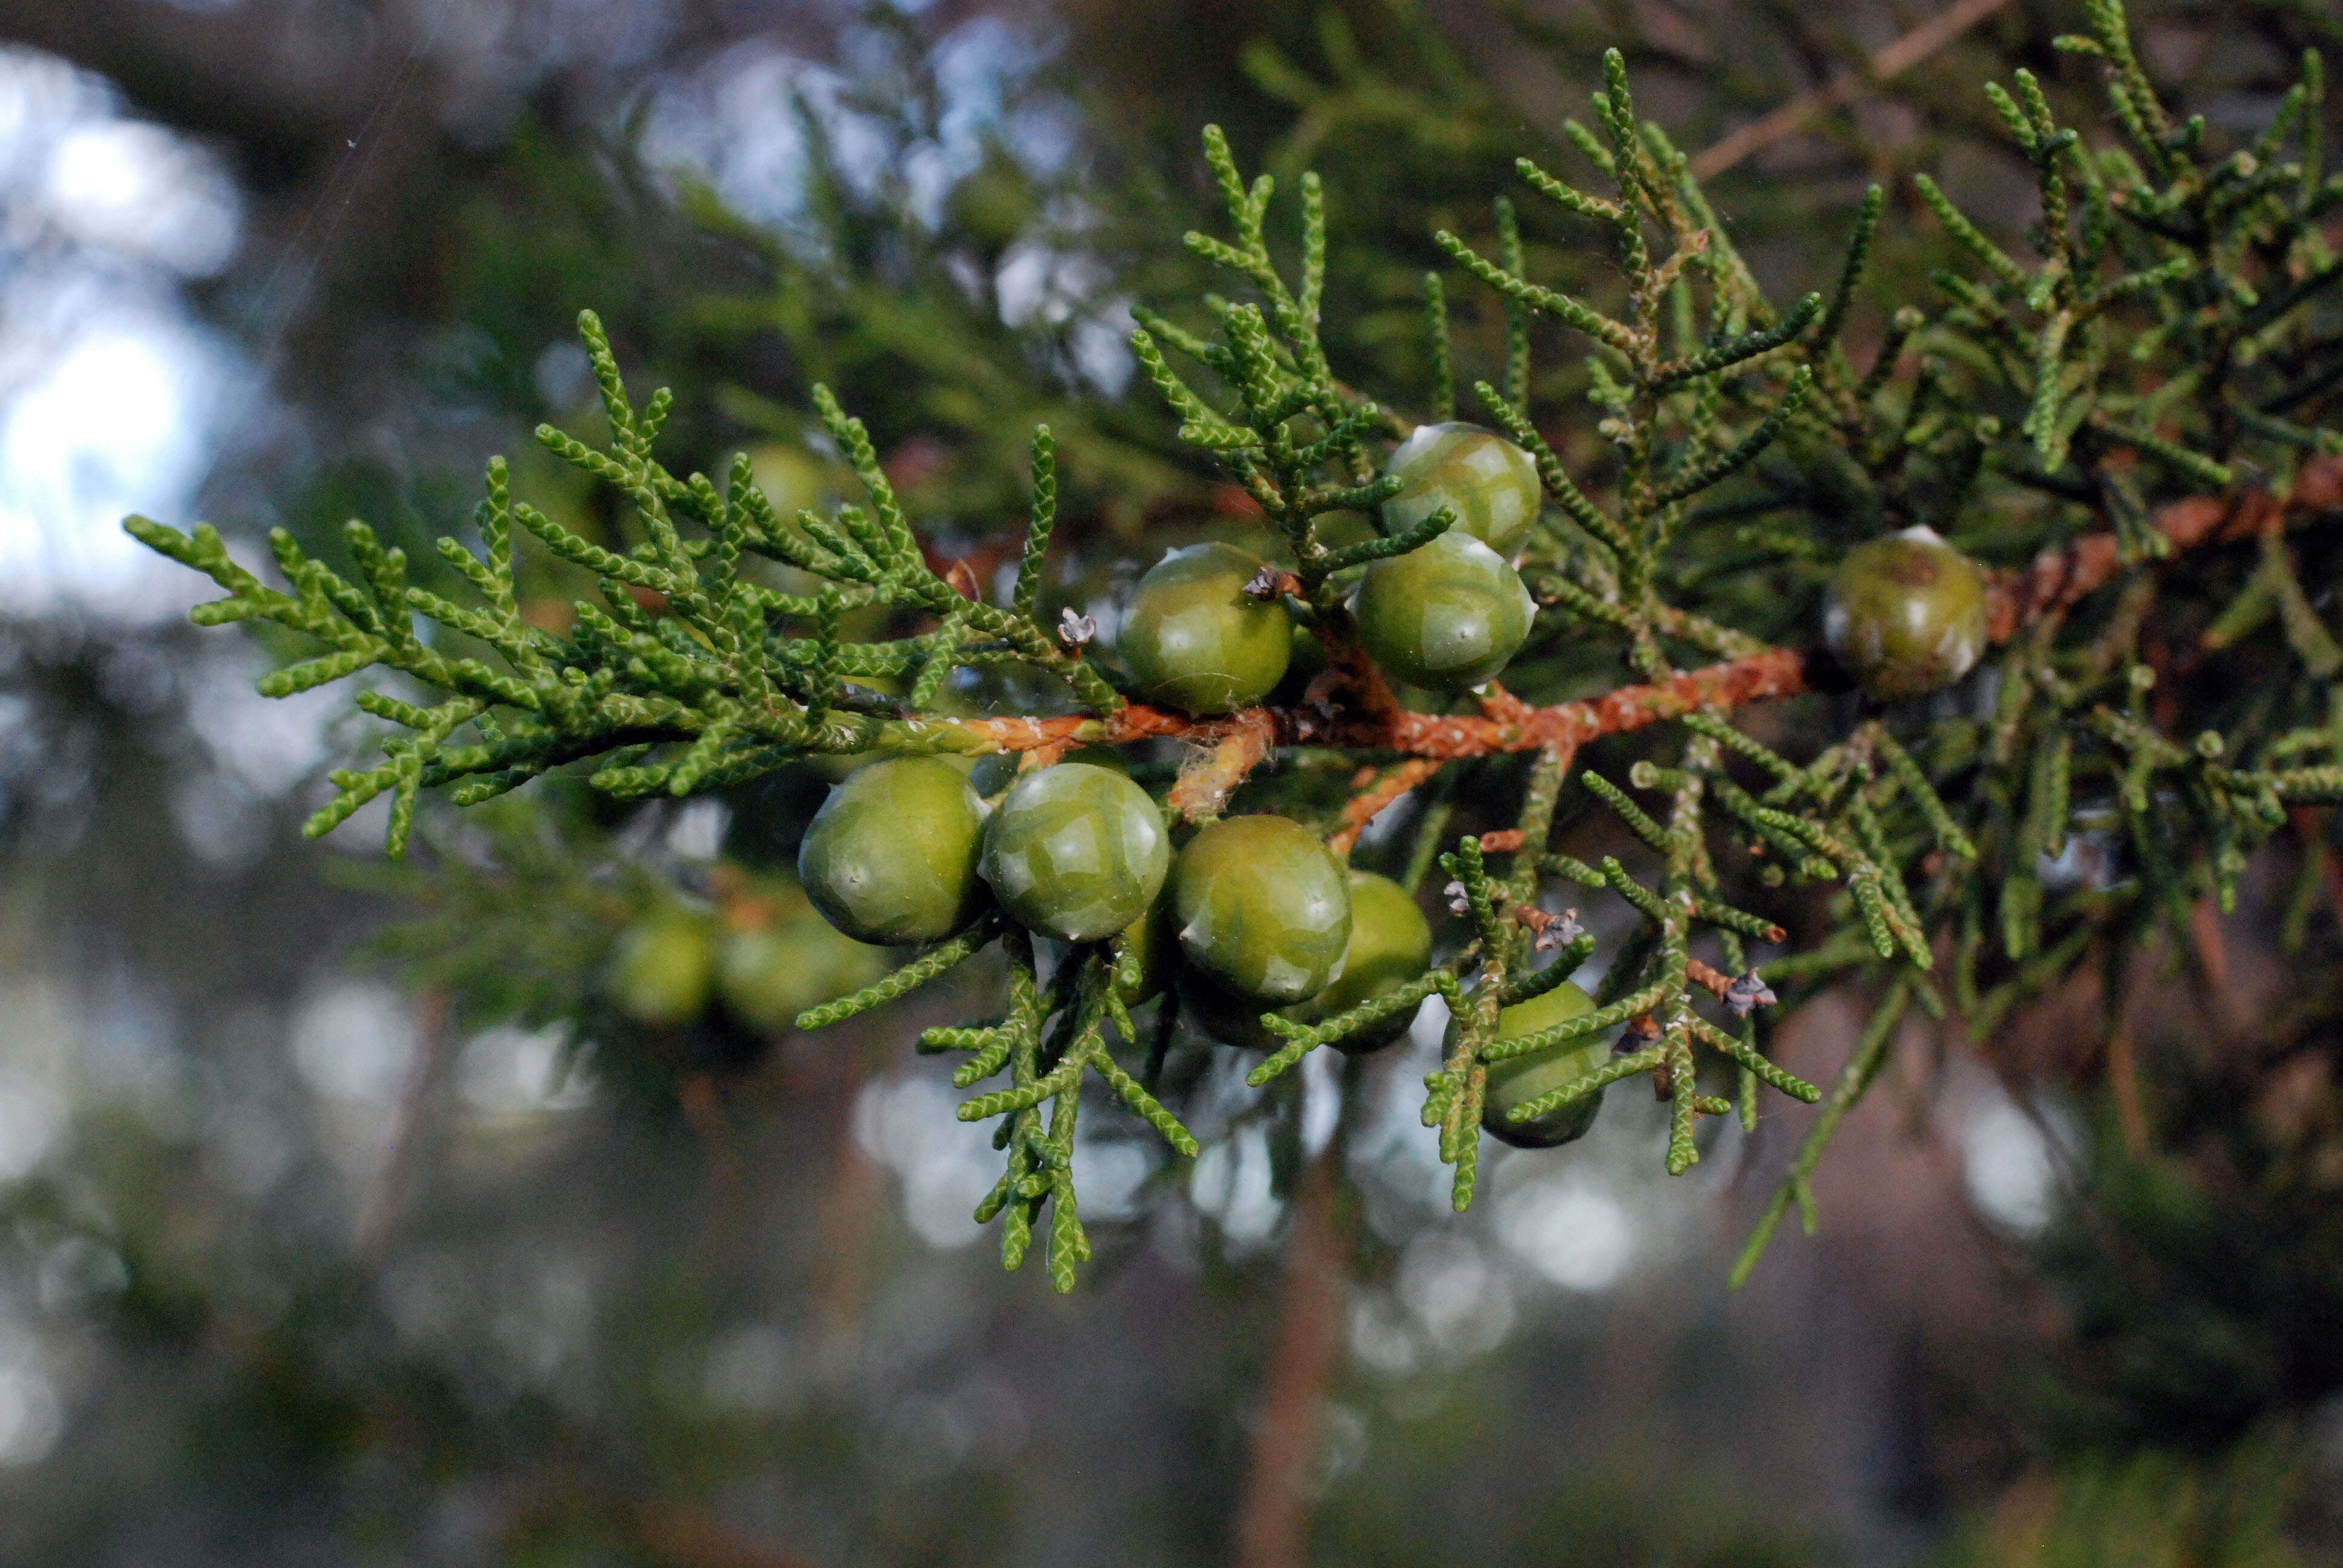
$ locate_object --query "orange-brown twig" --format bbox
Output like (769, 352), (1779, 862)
(1690, 0), (2018, 180)
(1982, 454), (2341, 639)
(946, 462), (2342, 829)
(948, 644), (1820, 765)
(1168, 710), (1281, 820)
(1375, 647), (1816, 757)
(1325, 758), (1446, 857)
(1685, 958), (1738, 1001)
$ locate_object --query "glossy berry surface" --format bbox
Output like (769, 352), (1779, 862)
(1119, 541), (1293, 715)
(609, 907), (716, 1027)
(1476, 979), (1613, 1149)
(1380, 421), (1542, 556)
(1171, 815), (1352, 1005)
(717, 905), (891, 1032)
(1354, 530), (1536, 691)
(981, 763), (1170, 942)
(798, 756), (989, 945)
(1291, 871), (1432, 1053)
(1823, 525), (1989, 699)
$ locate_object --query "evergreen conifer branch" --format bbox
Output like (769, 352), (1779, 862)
(123, 0), (2343, 1285)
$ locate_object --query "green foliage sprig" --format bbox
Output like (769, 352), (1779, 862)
(129, 315), (1122, 860)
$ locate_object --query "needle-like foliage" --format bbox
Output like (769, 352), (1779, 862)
(129, 0), (2343, 1289)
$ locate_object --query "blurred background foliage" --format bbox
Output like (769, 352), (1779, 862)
(2, 0), (2342, 1562)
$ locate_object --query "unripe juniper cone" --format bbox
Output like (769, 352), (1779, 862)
(1289, 871), (1433, 1053)
(1823, 525), (1988, 699)
(1354, 529), (1536, 691)
(717, 908), (891, 1032)
(799, 757), (990, 945)
(609, 906), (717, 1028)
(1381, 421), (1542, 556)
(1179, 871), (1430, 1048)
(1119, 541), (1292, 714)
(980, 763), (1170, 943)
(1170, 815), (1352, 1005)
(1476, 979), (1614, 1149)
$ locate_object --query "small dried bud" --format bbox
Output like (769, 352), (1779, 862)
(1057, 606), (1097, 647)
(1513, 905), (1584, 951)
(1539, 907), (1585, 952)
(1244, 566), (1282, 601)
(1724, 973), (1777, 1019)
(943, 559), (982, 601)
(1443, 880), (1472, 916)
(1300, 668), (1345, 718)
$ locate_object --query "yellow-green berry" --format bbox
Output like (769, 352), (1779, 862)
(1381, 421), (1542, 556)
(1823, 526), (1989, 699)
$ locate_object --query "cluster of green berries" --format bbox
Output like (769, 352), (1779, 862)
(765, 427), (1992, 1152)
(1118, 422), (1545, 712)
(780, 428), (1614, 1146)
(608, 876), (893, 1034)
(796, 744), (1620, 1147)
(793, 754), (1462, 1062)
(1105, 423), (1997, 714)
(1355, 423), (1540, 692)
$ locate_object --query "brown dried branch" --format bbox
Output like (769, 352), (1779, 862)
(1230, 1146), (1348, 1568)
(1982, 456), (2342, 640)
(1690, 0), (2019, 181)
(1685, 957), (1738, 1001)
(355, 989), (450, 1266)
(1513, 904), (1584, 950)
(1168, 710), (1282, 820)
